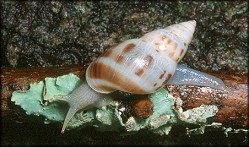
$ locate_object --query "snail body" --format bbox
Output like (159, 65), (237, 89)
(56, 20), (225, 133)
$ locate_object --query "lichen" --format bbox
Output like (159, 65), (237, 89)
(11, 81), (67, 121)
(11, 74), (80, 122)
(43, 74), (80, 100)
(177, 104), (218, 124)
(11, 74), (220, 135)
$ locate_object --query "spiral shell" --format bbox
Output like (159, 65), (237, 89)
(86, 20), (196, 94)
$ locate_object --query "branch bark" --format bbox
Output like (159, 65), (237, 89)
(1, 65), (248, 128)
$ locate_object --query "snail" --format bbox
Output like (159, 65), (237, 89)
(55, 20), (225, 133)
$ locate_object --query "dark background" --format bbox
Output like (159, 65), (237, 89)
(1, 1), (248, 146)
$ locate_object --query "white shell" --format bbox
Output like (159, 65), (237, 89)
(86, 20), (196, 94)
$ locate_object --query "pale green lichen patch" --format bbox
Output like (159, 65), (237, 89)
(11, 81), (44, 115)
(11, 74), (220, 135)
(11, 74), (80, 122)
(147, 88), (177, 127)
(149, 88), (175, 115)
(43, 74), (80, 100)
(124, 117), (147, 132)
(11, 81), (67, 121)
(96, 105), (117, 126)
(177, 104), (218, 124)
(94, 103), (125, 132)
(66, 101), (125, 132)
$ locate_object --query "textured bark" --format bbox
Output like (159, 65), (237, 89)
(167, 72), (248, 127)
(1, 65), (248, 128)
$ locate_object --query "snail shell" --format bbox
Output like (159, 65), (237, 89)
(55, 20), (225, 133)
(86, 20), (196, 94)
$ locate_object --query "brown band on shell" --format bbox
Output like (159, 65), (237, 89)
(89, 62), (148, 94)
(135, 55), (154, 77)
(153, 83), (157, 87)
(162, 73), (172, 85)
(176, 57), (180, 63)
(116, 55), (124, 63)
(144, 55), (154, 67)
(167, 38), (172, 44)
(161, 35), (166, 41)
(93, 84), (116, 93)
(159, 70), (166, 79)
(164, 42), (178, 58)
(122, 43), (136, 54)
(135, 69), (144, 77)
(89, 62), (105, 80)
(174, 43), (178, 50)
(179, 48), (184, 57)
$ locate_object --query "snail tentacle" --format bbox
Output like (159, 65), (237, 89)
(56, 79), (112, 133)
(61, 106), (78, 133)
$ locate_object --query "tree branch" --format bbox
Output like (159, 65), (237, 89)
(1, 65), (248, 128)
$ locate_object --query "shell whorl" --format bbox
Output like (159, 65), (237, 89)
(141, 20), (196, 62)
(86, 20), (196, 94)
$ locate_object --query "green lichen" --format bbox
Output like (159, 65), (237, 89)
(11, 74), (80, 122)
(92, 103), (124, 132)
(43, 74), (80, 100)
(66, 89), (176, 134)
(11, 81), (44, 116)
(178, 104), (218, 124)
(11, 81), (66, 121)
(11, 74), (220, 135)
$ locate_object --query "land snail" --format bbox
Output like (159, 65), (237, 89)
(55, 20), (225, 133)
